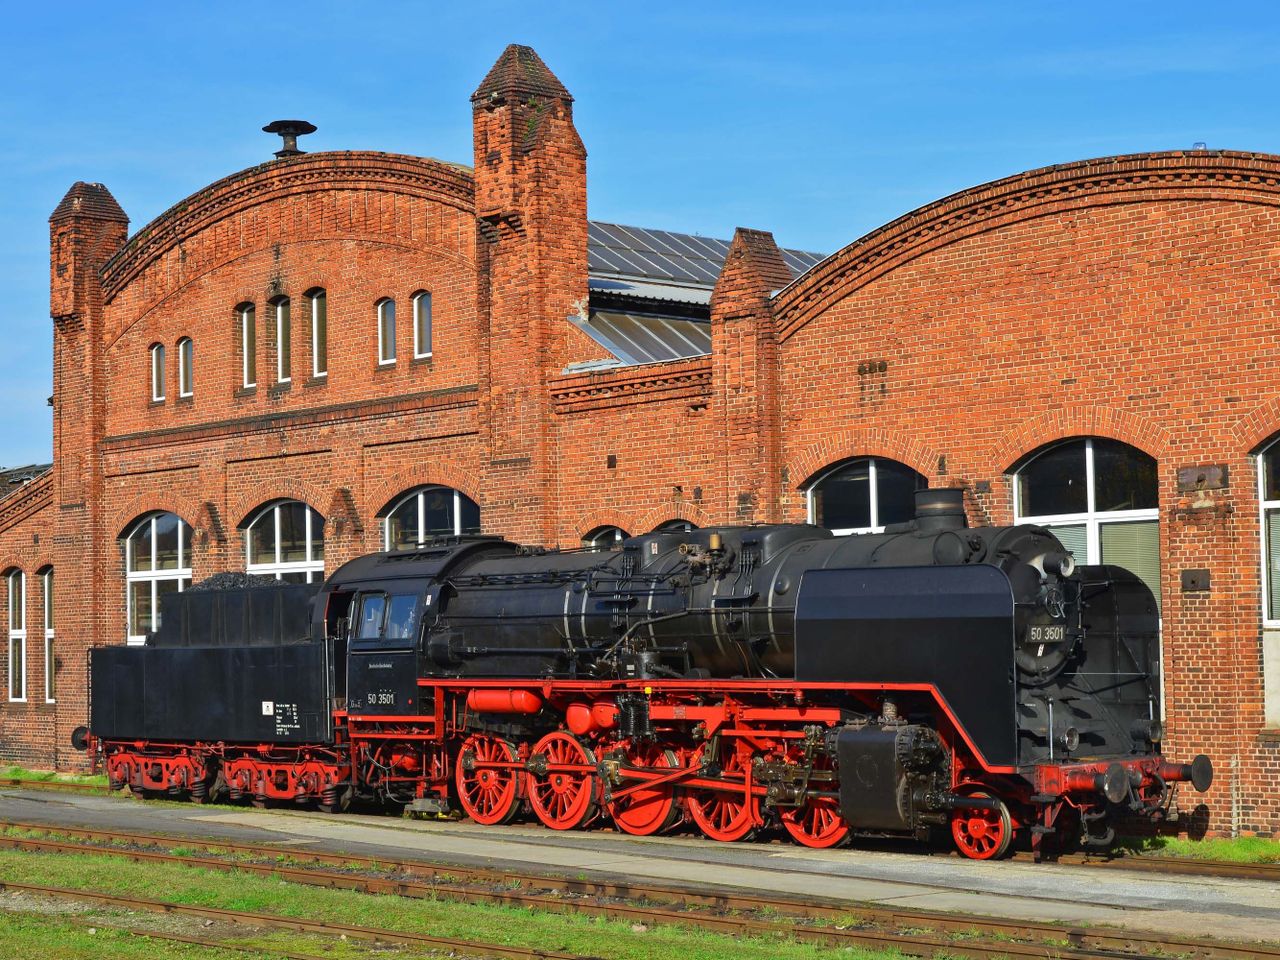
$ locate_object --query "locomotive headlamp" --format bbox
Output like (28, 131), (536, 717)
(1130, 719), (1164, 743)
(1056, 727), (1080, 752)
(1042, 552), (1075, 577)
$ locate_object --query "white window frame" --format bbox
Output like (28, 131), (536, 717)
(412, 291), (432, 359)
(241, 305), (257, 388)
(1258, 446), (1280, 628)
(42, 569), (53, 703)
(8, 570), (25, 703)
(245, 502), (326, 583)
(275, 298), (292, 384)
(150, 344), (165, 401)
(124, 515), (192, 645)
(177, 337), (193, 398)
(1012, 438), (1159, 565)
(382, 487), (474, 550)
(583, 525), (628, 548)
(311, 290), (328, 379)
(805, 457), (921, 535)
(378, 299), (396, 365)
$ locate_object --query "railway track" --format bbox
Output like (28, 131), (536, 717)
(0, 776), (106, 794)
(0, 820), (1275, 960)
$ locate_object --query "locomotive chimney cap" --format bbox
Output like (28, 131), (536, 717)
(263, 120), (317, 158)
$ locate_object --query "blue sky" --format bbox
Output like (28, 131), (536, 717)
(2, 1), (1279, 464)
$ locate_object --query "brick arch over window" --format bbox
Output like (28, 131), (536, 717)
(366, 461), (484, 521)
(991, 406), (1168, 475)
(634, 501), (714, 534)
(1232, 395), (1280, 455)
(569, 508), (637, 544)
(110, 493), (200, 542)
(789, 429), (939, 493)
(228, 481), (333, 533)
(772, 151), (1280, 341)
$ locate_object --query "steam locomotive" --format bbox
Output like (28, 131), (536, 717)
(81, 489), (1212, 859)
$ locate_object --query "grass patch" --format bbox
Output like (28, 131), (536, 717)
(1118, 834), (1280, 863)
(0, 764), (107, 786)
(0, 911), (265, 960)
(0, 847), (904, 960)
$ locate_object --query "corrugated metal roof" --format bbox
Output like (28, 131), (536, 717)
(569, 310), (712, 367)
(587, 277), (712, 306)
(588, 221), (824, 289)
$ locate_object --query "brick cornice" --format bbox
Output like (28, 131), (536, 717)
(550, 358), (712, 414)
(774, 150), (1280, 341)
(0, 471), (53, 535)
(100, 151), (475, 302)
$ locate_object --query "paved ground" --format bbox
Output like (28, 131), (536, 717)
(2, 787), (1278, 945)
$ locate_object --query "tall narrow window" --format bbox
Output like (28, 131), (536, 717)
(382, 486), (480, 550)
(806, 457), (927, 534)
(177, 337), (194, 397)
(246, 501), (326, 583)
(1015, 437), (1160, 605)
(1258, 441), (1280, 624)
(123, 513), (192, 644)
(378, 299), (396, 365)
(310, 289), (328, 378)
(275, 298), (292, 383)
(41, 569), (53, 703)
(240, 304), (257, 388)
(413, 291), (432, 359)
(7, 570), (25, 702)
(150, 344), (165, 401)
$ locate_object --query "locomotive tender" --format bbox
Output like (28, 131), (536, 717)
(82, 489), (1212, 859)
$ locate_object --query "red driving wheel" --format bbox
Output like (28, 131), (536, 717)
(455, 734), (523, 825)
(950, 789), (1014, 860)
(780, 754), (849, 848)
(606, 743), (682, 836)
(686, 744), (760, 842)
(528, 732), (599, 830)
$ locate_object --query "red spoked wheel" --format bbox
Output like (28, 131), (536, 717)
(686, 744), (760, 842)
(950, 789), (1014, 860)
(780, 754), (849, 849)
(456, 734), (524, 826)
(606, 743), (682, 836)
(528, 732), (599, 830)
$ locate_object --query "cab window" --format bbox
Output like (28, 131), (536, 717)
(352, 592), (418, 645)
(356, 594), (386, 640)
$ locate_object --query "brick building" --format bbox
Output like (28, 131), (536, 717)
(0, 44), (1277, 834)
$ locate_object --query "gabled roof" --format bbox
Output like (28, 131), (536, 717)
(0, 463), (52, 497)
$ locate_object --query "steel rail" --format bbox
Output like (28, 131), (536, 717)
(1, 823), (1276, 960)
(0, 777), (106, 794)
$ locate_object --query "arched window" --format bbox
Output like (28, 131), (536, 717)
(1257, 440), (1280, 624)
(274, 297), (291, 383)
(377, 299), (396, 365)
(582, 525), (629, 549)
(1014, 438), (1159, 604)
(177, 337), (194, 397)
(7, 570), (24, 702)
(806, 457), (926, 534)
(382, 486), (480, 550)
(413, 291), (432, 359)
(651, 519), (697, 534)
(245, 501), (325, 583)
(150, 344), (165, 401)
(309, 289), (327, 378)
(239, 304), (257, 388)
(40, 567), (53, 703)
(123, 513), (192, 644)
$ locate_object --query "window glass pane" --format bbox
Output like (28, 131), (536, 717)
(385, 594), (418, 640)
(875, 460), (925, 526)
(279, 502), (308, 563)
(179, 339), (193, 395)
(130, 581), (153, 636)
(380, 301), (396, 362)
(423, 488), (455, 536)
(243, 307), (256, 386)
(415, 293), (432, 355)
(1100, 520), (1161, 608)
(129, 521), (153, 572)
(1268, 509), (1280, 621)
(277, 300), (291, 379)
(152, 345), (165, 399)
(311, 511), (325, 562)
(154, 514), (181, 570)
(387, 497), (419, 549)
(9, 638), (22, 699)
(813, 459), (871, 530)
(1018, 440), (1087, 517)
(1093, 439), (1157, 512)
(9, 574), (21, 631)
(1046, 523), (1089, 565)
(44, 635), (53, 701)
(248, 509), (275, 565)
(155, 577), (181, 630)
(280, 571), (309, 585)
(312, 292), (327, 375)
(357, 595), (386, 639)
(43, 573), (52, 631)
(459, 494), (481, 535)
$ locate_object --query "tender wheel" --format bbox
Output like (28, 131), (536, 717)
(455, 735), (523, 826)
(528, 732), (598, 830)
(951, 790), (1014, 860)
(606, 744), (681, 836)
(686, 744), (760, 842)
(780, 754), (849, 849)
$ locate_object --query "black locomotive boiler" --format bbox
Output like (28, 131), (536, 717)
(82, 489), (1212, 858)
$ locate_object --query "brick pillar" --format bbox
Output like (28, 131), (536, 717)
(710, 228), (791, 524)
(471, 45), (588, 544)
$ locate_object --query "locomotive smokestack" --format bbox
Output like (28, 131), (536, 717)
(914, 489), (967, 532)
